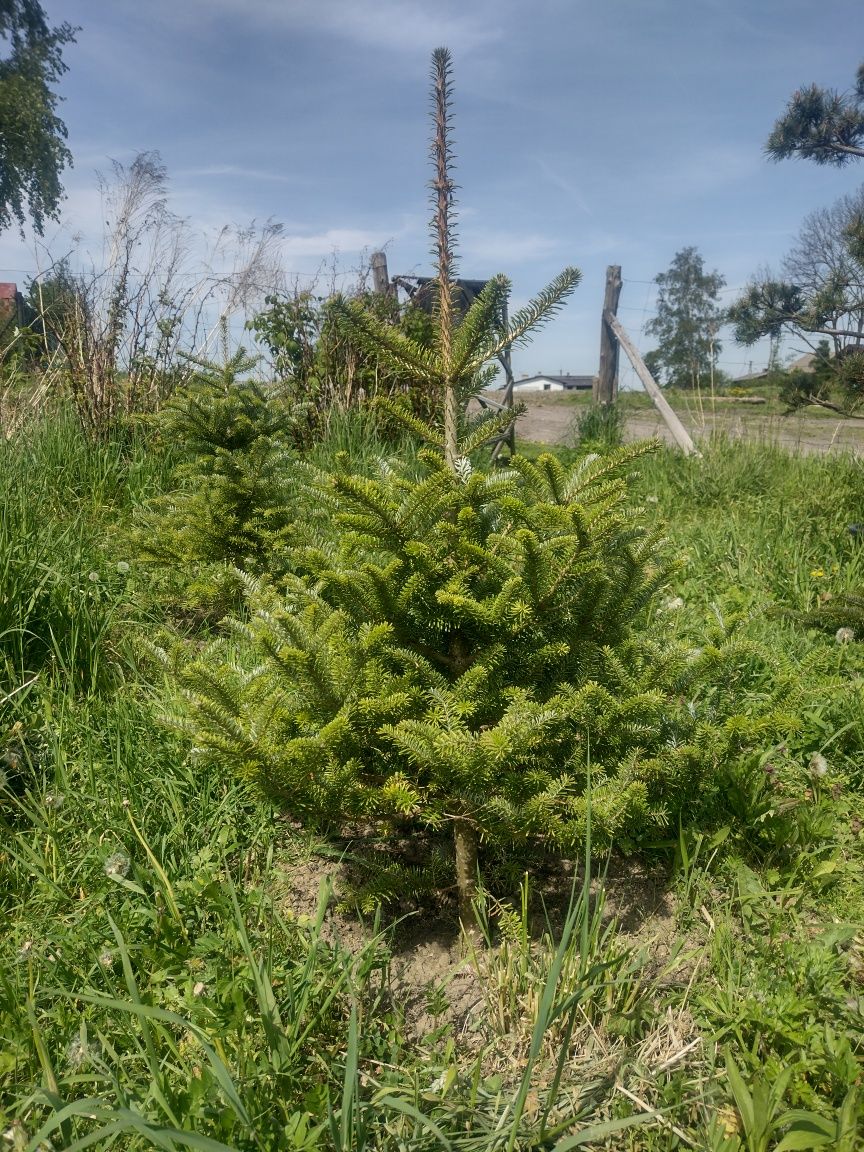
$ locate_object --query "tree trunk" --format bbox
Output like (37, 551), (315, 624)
(444, 380), (458, 469)
(453, 817), (480, 940)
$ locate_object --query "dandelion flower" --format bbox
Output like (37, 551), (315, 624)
(836, 627), (855, 644)
(810, 568), (825, 579)
(809, 752), (828, 778)
(104, 851), (130, 879)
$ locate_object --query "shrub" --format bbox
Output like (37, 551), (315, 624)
(134, 347), (304, 616)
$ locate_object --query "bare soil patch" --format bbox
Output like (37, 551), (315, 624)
(273, 845), (680, 1047)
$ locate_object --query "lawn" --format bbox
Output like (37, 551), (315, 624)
(2, 409), (863, 1150)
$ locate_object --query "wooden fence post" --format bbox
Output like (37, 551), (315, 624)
(604, 311), (700, 457)
(595, 265), (622, 404)
(371, 250), (390, 296)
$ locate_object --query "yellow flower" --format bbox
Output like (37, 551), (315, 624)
(810, 568), (825, 579)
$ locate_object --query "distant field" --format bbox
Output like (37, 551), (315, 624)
(507, 389), (864, 455)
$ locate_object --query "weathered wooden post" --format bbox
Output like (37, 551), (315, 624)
(371, 250), (390, 296)
(490, 299), (516, 462)
(595, 265), (622, 404)
(604, 311), (700, 457)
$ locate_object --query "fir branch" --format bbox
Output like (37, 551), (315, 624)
(462, 267), (582, 372)
(457, 407), (518, 456)
(450, 274), (510, 376)
(328, 295), (441, 383)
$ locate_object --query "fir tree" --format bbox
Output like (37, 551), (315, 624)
(176, 50), (703, 935)
(136, 346), (302, 615)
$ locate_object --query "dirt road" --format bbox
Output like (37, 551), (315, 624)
(512, 394), (864, 456)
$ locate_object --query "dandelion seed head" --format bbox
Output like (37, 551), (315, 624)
(192, 981), (206, 997)
(88, 571), (100, 583)
(662, 596), (685, 612)
(116, 560), (130, 574)
(66, 1035), (92, 1072)
(98, 949), (114, 968)
(44, 792), (64, 809)
(809, 752), (828, 778)
(836, 626), (855, 644)
(104, 851), (130, 879)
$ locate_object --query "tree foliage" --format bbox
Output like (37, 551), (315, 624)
(170, 48), (719, 939)
(767, 60), (864, 167)
(178, 448), (716, 917)
(644, 247), (726, 389)
(729, 191), (864, 414)
(0, 0), (76, 234)
(135, 347), (304, 620)
(247, 287), (439, 443)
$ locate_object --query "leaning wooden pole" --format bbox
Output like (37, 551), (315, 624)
(595, 265), (622, 404)
(604, 311), (701, 457)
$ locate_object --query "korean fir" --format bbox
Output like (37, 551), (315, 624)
(178, 49), (696, 935)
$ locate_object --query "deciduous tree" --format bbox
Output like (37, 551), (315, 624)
(0, 0), (76, 234)
(644, 247), (726, 389)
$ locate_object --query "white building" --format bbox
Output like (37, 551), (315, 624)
(509, 373), (595, 394)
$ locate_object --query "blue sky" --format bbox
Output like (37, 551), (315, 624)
(2, 0), (863, 382)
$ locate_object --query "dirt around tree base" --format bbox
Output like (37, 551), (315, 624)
(272, 845), (680, 1050)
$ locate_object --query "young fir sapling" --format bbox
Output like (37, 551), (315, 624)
(178, 49), (702, 934)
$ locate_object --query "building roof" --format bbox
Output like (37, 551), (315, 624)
(513, 374), (595, 389)
(0, 283), (18, 302)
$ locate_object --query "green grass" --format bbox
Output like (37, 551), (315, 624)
(2, 410), (864, 1148)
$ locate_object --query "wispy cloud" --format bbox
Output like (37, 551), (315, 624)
(181, 0), (504, 56)
(533, 156), (594, 215)
(177, 165), (307, 185)
(460, 228), (559, 267)
(652, 144), (762, 197)
(279, 227), (388, 259)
